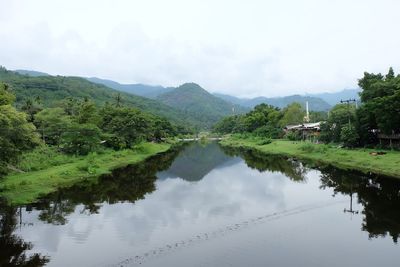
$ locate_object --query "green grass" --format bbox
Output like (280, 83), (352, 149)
(220, 136), (400, 179)
(0, 142), (172, 205)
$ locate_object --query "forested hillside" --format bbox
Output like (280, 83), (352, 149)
(157, 83), (249, 129)
(0, 67), (195, 130)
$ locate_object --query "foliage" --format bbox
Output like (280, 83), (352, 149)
(0, 83), (40, 176)
(358, 67), (400, 138)
(221, 137), (400, 178)
(34, 108), (72, 145)
(0, 142), (171, 205)
(0, 67), (192, 131)
(320, 103), (356, 143)
(340, 124), (359, 148)
(213, 103), (283, 138)
(279, 102), (305, 126)
(60, 123), (102, 155)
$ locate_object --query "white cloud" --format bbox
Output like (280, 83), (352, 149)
(1, 0), (400, 97)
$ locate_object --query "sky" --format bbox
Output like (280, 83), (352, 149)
(1, 0), (400, 98)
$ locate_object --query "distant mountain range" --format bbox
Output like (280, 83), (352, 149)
(306, 89), (361, 106)
(9, 69), (246, 129)
(12, 68), (361, 123)
(213, 93), (332, 111)
(87, 77), (174, 99)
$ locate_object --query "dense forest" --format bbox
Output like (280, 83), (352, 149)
(0, 67), (194, 130)
(0, 80), (178, 177)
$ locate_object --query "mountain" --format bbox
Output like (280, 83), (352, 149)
(214, 93), (331, 111)
(0, 67), (196, 129)
(157, 83), (249, 128)
(306, 89), (361, 106)
(15, 69), (49, 77)
(86, 77), (173, 98)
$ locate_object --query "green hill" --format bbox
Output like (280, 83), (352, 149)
(157, 83), (249, 129)
(0, 67), (195, 129)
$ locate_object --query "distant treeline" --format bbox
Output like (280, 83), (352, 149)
(214, 67), (400, 148)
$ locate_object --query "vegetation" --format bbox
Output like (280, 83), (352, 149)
(0, 77), (180, 204)
(318, 68), (400, 148)
(213, 102), (310, 138)
(0, 83), (40, 175)
(220, 137), (400, 178)
(0, 142), (172, 205)
(0, 67), (194, 131)
(156, 83), (249, 129)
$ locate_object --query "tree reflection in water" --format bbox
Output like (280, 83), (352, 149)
(319, 167), (400, 243)
(0, 202), (49, 267)
(222, 145), (400, 244)
(221, 146), (308, 182)
(33, 147), (181, 225)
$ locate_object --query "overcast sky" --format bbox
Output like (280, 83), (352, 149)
(1, 0), (400, 97)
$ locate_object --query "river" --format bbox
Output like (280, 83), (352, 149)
(0, 142), (399, 267)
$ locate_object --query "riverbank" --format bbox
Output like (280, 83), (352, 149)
(0, 142), (172, 205)
(220, 136), (400, 179)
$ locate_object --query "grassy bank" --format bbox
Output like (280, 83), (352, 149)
(0, 142), (172, 205)
(220, 136), (400, 179)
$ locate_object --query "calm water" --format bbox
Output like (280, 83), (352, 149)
(1, 142), (399, 267)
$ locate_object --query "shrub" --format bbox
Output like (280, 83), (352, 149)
(340, 124), (359, 148)
(300, 142), (315, 153)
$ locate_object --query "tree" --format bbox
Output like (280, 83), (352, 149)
(320, 103), (356, 143)
(340, 124), (359, 147)
(60, 123), (101, 155)
(0, 83), (15, 105)
(100, 106), (152, 147)
(358, 67), (400, 136)
(34, 108), (72, 145)
(75, 99), (100, 125)
(279, 103), (305, 126)
(0, 83), (40, 175)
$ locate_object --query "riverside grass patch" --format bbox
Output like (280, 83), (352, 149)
(0, 142), (171, 205)
(220, 137), (400, 179)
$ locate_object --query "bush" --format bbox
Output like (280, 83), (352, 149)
(299, 142), (315, 153)
(340, 124), (359, 148)
(256, 138), (272, 146)
(61, 123), (102, 155)
(286, 131), (302, 141)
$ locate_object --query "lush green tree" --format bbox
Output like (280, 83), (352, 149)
(0, 83), (40, 175)
(279, 102), (305, 126)
(75, 99), (100, 125)
(358, 67), (400, 136)
(60, 123), (101, 155)
(0, 83), (15, 105)
(100, 106), (152, 147)
(340, 124), (359, 147)
(34, 108), (72, 145)
(320, 103), (356, 143)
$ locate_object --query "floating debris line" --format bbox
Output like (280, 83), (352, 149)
(108, 201), (345, 267)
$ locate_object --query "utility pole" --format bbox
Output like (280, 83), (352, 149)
(340, 99), (356, 127)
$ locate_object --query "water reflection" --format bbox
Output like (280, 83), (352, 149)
(0, 203), (49, 266)
(34, 146), (181, 225)
(0, 142), (399, 267)
(221, 146), (308, 182)
(157, 142), (234, 181)
(319, 167), (400, 243)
